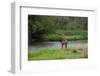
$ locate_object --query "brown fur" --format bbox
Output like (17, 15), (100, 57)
(60, 38), (68, 48)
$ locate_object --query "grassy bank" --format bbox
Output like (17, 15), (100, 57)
(28, 45), (88, 61)
(45, 34), (87, 41)
(44, 31), (87, 41)
(29, 31), (87, 43)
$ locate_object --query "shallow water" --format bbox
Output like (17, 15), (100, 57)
(28, 40), (87, 52)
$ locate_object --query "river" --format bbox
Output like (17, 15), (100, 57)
(28, 40), (87, 52)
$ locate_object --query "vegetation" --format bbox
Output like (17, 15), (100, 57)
(45, 31), (87, 41)
(28, 15), (88, 44)
(28, 45), (88, 60)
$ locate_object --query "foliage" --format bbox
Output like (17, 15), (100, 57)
(28, 15), (88, 43)
(45, 31), (87, 41)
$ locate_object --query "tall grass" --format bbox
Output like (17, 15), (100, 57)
(45, 34), (87, 41)
(44, 30), (87, 41)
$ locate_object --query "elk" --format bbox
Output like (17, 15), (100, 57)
(59, 38), (68, 48)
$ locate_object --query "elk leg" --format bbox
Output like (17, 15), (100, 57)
(61, 44), (64, 48)
(65, 43), (67, 48)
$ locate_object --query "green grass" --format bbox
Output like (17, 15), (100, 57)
(44, 31), (87, 41)
(28, 46), (88, 61)
(45, 34), (87, 41)
(56, 30), (87, 36)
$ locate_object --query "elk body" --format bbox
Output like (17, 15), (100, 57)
(60, 38), (68, 48)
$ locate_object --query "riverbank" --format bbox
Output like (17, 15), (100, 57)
(45, 34), (87, 41)
(28, 45), (88, 61)
(29, 31), (87, 43)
